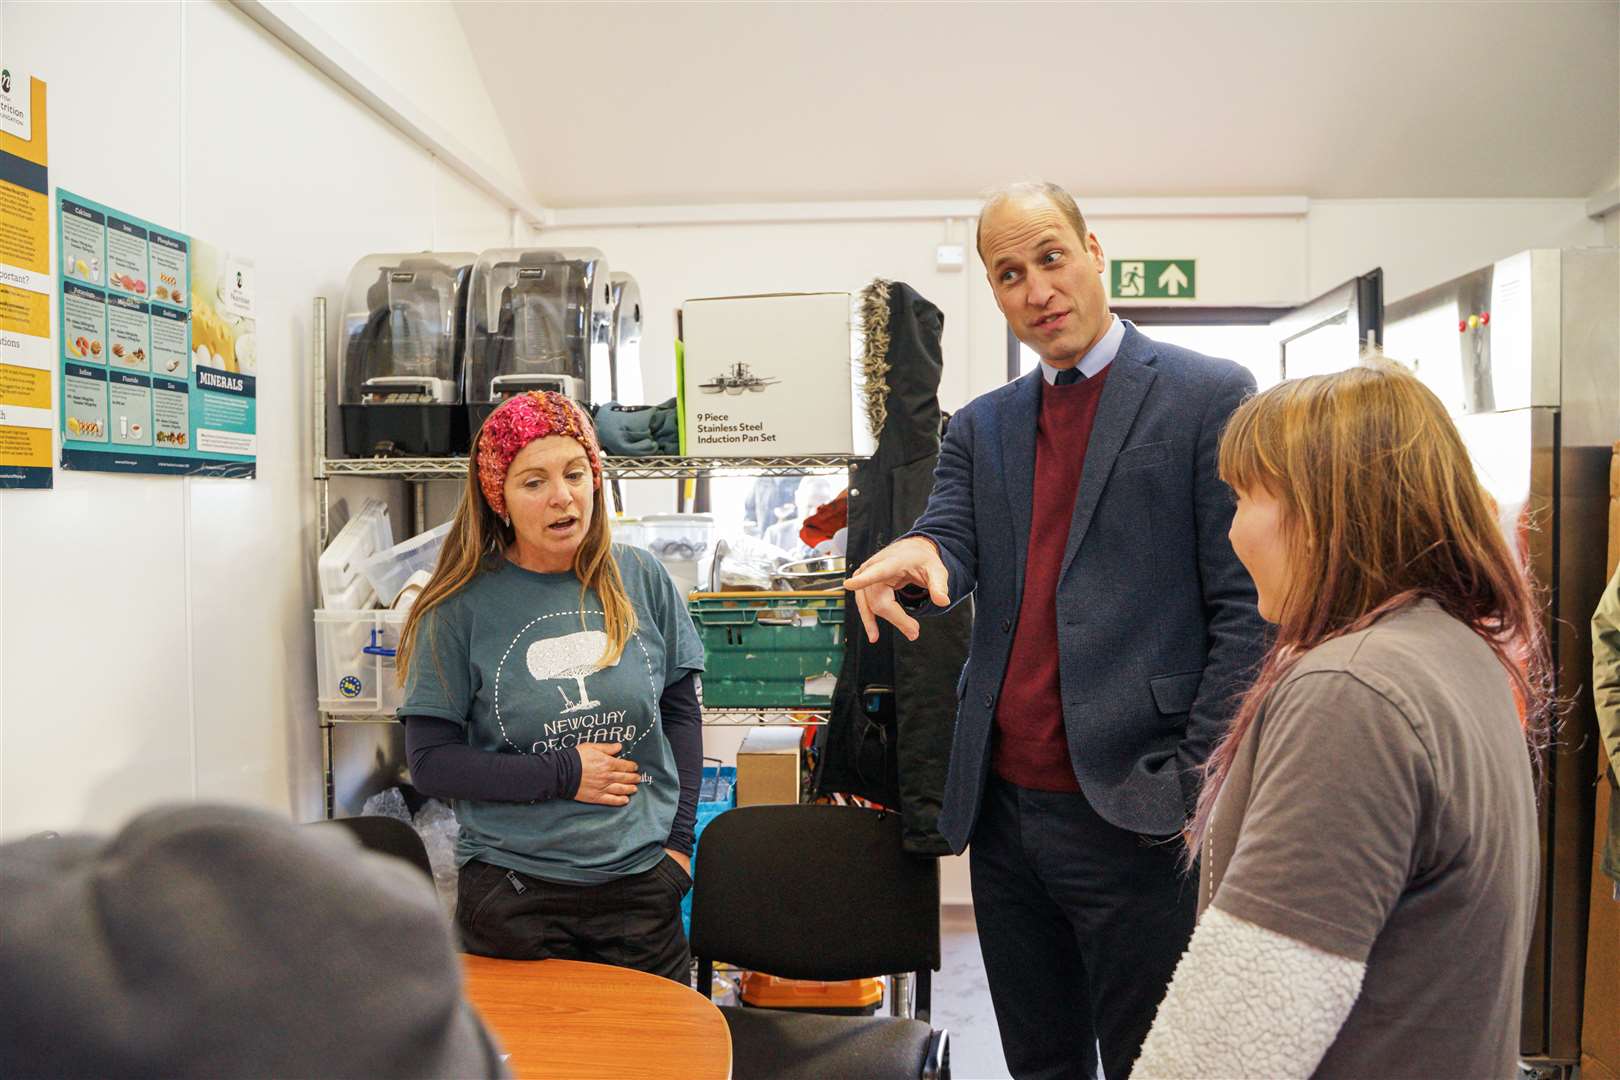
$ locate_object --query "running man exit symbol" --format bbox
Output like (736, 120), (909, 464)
(1117, 262), (1145, 297)
(1110, 259), (1196, 300)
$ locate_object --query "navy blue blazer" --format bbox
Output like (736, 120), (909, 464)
(907, 323), (1266, 847)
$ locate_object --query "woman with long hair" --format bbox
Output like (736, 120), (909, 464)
(1132, 358), (1549, 1079)
(396, 391), (705, 982)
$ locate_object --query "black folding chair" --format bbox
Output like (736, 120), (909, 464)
(312, 815), (434, 882)
(690, 804), (948, 1080)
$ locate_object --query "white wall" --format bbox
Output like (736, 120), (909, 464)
(1307, 199), (1610, 300)
(0, 0), (514, 837)
(289, 0), (525, 197)
(538, 198), (1605, 418)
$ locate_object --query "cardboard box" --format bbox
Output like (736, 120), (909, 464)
(735, 726), (802, 807)
(679, 292), (873, 458)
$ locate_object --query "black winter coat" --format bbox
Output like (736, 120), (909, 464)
(814, 281), (971, 854)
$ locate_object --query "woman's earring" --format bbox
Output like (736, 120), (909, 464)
(500, 514), (510, 528)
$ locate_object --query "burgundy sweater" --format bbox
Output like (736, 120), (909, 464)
(992, 366), (1111, 791)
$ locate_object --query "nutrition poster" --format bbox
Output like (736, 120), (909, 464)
(0, 69), (51, 489)
(56, 189), (256, 478)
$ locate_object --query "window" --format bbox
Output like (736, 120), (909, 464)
(1009, 308), (1286, 391)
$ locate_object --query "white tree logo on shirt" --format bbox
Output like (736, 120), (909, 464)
(526, 630), (609, 713)
(491, 611), (660, 756)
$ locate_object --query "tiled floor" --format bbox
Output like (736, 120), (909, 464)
(931, 905), (1012, 1080)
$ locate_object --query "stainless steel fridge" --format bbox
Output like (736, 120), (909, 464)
(1384, 248), (1619, 1072)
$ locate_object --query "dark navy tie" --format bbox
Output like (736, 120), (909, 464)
(1054, 366), (1082, 386)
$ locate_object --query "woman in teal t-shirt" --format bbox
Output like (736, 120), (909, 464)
(396, 391), (705, 983)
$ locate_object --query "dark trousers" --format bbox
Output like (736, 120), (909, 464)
(456, 855), (692, 985)
(970, 776), (1195, 1080)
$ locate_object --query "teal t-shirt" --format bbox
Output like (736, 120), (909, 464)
(400, 545), (705, 885)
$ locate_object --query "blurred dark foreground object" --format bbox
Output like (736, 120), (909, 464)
(0, 802), (505, 1079)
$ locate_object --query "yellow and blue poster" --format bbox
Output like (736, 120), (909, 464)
(0, 68), (52, 490)
(56, 189), (256, 478)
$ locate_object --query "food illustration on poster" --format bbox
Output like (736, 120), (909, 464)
(190, 240), (256, 376)
(54, 188), (257, 478)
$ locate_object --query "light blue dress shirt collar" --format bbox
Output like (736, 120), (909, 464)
(1039, 314), (1123, 384)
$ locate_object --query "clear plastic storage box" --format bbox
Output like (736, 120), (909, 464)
(641, 512), (715, 595)
(463, 248), (612, 430)
(339, 252), (475, 456)
(313, 608), (409, 714)
(360, 521), (452, 609)
(317, 497), (393, 610)
(609, 515), (647, 550)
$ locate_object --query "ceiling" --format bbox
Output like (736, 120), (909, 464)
(457, 1), (1620, 209)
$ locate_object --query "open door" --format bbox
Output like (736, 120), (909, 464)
(1267, 269), (1384, 382)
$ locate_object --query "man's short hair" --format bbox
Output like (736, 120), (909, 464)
(976, 181), (1090, 262)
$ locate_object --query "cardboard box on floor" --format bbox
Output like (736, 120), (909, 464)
(677, 292), (874, 458)
(736, 727), (802, 807)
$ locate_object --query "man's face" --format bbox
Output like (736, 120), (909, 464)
(981, 195), (1111, 369)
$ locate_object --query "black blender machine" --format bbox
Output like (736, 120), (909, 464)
(338, 252), (474, 456)
(464, 248), (612, 433)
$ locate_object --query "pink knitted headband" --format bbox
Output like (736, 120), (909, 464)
(476, 391), (603, 517)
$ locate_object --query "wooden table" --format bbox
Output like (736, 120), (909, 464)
(460, 955), (732, 1080)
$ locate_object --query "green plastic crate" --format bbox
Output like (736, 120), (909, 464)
(689, 591), (845, 708)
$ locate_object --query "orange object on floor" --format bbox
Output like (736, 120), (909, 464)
(738, 971), (884, 1015)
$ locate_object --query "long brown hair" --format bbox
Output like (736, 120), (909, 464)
(397, 432), (637, 686)
(1186, 356), (1552, 862)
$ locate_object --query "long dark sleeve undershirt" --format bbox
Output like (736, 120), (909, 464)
(402, 671), (704, 854)
(660, 671), (703, 856)
(404, 715), (582, 802)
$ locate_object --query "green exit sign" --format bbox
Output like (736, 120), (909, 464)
(1111, 259), (1196, 300)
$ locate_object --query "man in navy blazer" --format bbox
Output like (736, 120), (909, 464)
(848, 182), (1265, 1080)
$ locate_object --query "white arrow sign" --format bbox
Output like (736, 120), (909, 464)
(1157, 263), (1190, 296)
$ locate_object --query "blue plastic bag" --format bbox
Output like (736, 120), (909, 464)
(682, 764), (737, 937)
